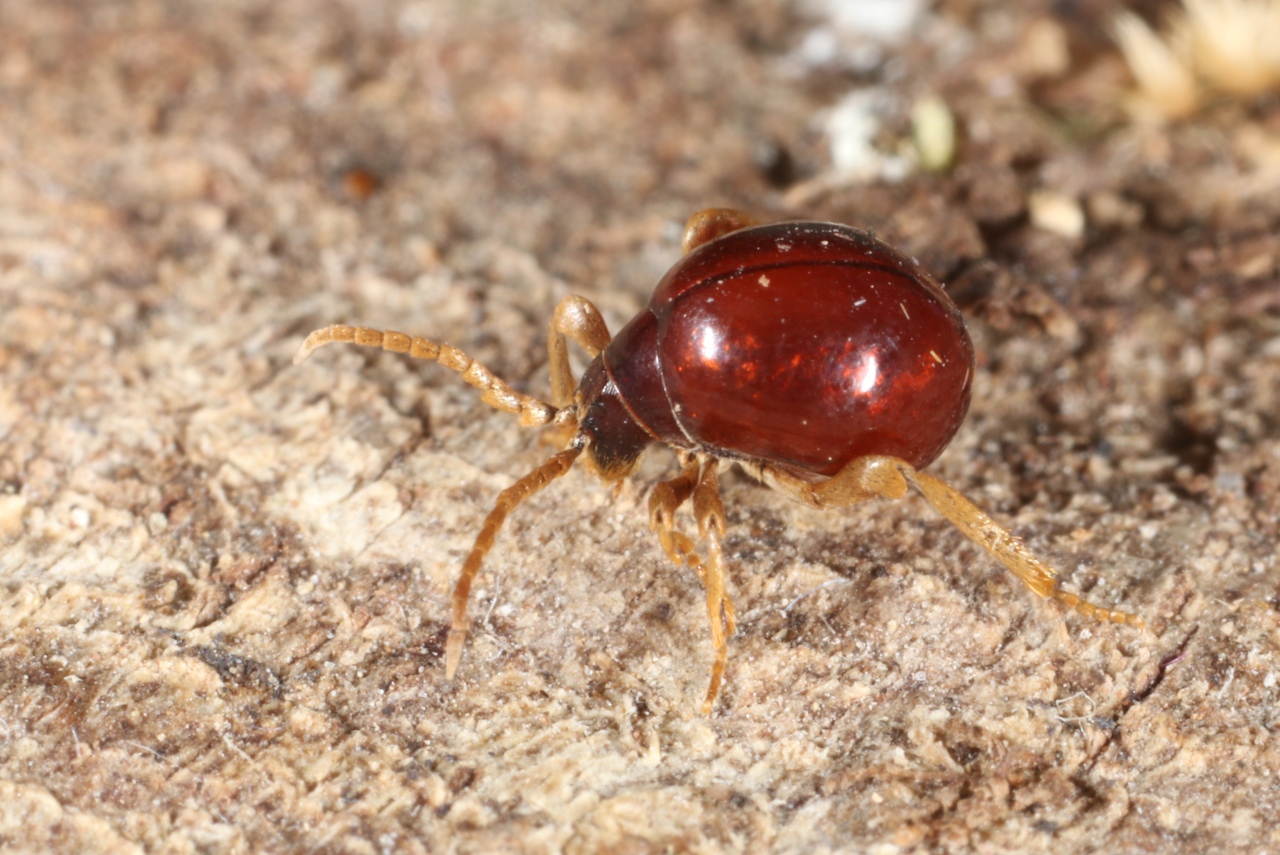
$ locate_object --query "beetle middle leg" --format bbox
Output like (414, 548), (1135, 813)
(690, 458), (737, 713)
(761, 457), (1144, 628)
(648, 460), (739, 636)
(648, 453), (699, 565)
(648, 454), (738, 712)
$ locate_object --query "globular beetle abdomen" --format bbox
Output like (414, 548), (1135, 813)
(608, 221), (975, 477)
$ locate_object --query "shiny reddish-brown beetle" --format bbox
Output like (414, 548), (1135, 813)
(295, 208), (1143, 712)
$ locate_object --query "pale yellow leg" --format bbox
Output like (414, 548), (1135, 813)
(446, 446), (584, 679)
(648, 461), (739, 633)
(548, 296), (611, 409)
(648, 454), (700, 565)
(682, 208), (759, 254)
(294, 319), (602, 679)
(900, 467), (1144, 627)
(648, 455), (739, 713)
(690, 460), (737, 713)
(760, 456), (1144, 628)
(759, 456), (908, 509)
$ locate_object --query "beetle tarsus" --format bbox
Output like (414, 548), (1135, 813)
(445, 626), (467, 680)
(1051, 587), (1146, 629)
(700, 524), (732, 715)
(691, 460), (736, 712)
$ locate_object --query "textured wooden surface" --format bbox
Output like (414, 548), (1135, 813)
(1, 1), (1278, 852)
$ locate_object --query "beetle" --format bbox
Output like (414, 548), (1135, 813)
(295, 207), (1143, 712)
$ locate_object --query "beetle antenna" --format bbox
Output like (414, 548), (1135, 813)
(445, 445), (584, 679)
(295, 324), (575, 429)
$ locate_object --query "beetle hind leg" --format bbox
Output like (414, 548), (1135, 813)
(648, 455), (738, 713)
(761, 457), (1144, 628)
(898, 466), (1145, 628)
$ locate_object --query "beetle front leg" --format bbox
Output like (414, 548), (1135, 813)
(548, 295), (611, 409)
(445, 446), (584, 681)
(295, 324), (572, 429)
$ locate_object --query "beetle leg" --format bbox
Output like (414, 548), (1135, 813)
(650, 458), (742, 616)
(295, 325), (576, 430)
(896, 465), (1145, 628)
(691, 458), (737, 714)
(648, 456), (738, 712)
(647, 454), (700, 565)
(445, 446), (584, 681)
(758, 456), (909, 509)
(682, 208), (758, 254)
(548, 296), (612, 409)
(763, 456), (1144, 628)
